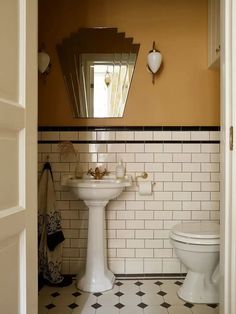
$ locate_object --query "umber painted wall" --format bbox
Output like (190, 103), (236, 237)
(38, 0), (220, 126)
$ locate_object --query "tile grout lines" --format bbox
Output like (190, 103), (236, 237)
(40, 278), (219, 314)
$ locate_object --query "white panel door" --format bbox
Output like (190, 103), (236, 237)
(0, 0), (37, 313)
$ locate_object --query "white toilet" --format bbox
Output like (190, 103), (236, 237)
(170, 221), (220, 304)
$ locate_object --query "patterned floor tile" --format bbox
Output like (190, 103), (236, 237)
(160, 302), (171, 309)
(57, 283), (78, 294)
(103, 284), (119, 294)
(192, 304), (219, 314)
(97, 293), (119, 306)
(38, 304), (49, 314)
(157, 291), (167, 297)
(71, 306), (95, 314)
(136, 291), (145, 297)
(120, 293), (142, 306)
(38, 295), (53, 314)
(51, 292), (60, 298)
(39, 286), (60, 295)
(119, 305), (143, 314)
(96, 306), (119, 313)
(115, 281), (124, 286)
(168, 304), (192, 314)
(115, 291), (124, 297)
(207, 304), (218, 308)
(115, 303), (125, 309)
(119, 283), (140, 294)
(174, 280), (183, 286)
(141, 292), (164, 306)
(52, 294), (75, 306)
(68, 303), (79, 310)
(184, 302), (194, 308)
(38, 277), (219, 314)
(120, 280), (141, 285)
(46, 306), (72, 314)
(72, 292), (82, 297)
(91, 302), (102, 309)
(74, 293), (97, 308)
(45, 304), (56, 310)
(137, 302), (148, 309)
(134, 281), (144, 286)
(38, 295), (53, 307)
(144, 305), (169, 314)
(154, 280), (164, 286)
(93, 292), (102, 297)
(140, 280), (161, 293)
(161, 280), (184, 294)
(163, 289), (185, 305)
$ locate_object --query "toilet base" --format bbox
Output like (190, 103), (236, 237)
(178, 271), (219, 304)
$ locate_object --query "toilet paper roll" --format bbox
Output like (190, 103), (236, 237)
(138, 181), (152, 195)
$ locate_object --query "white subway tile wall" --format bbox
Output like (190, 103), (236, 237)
(38, 130), (220, 275)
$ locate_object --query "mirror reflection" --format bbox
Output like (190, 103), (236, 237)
(57, 28), (140, 118)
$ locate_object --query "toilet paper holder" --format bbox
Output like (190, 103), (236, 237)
(135, 172), (156, 186)
(135, 172), (148, 181)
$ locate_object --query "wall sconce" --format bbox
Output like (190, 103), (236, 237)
(147, 41), (162, 84)
(104, 68), (111, 87)
(38, 50), (51, 75)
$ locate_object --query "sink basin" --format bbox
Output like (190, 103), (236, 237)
(63, 174), (132, 292)
(66, 176), (131, 201)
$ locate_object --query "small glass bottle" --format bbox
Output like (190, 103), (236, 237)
(75, 162), (83, 178)
(116, 159), (125, 178)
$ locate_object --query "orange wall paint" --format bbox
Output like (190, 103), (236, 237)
(38, 0), (220, 126)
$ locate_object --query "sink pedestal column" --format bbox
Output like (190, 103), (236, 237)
(77, 200), (115, 292)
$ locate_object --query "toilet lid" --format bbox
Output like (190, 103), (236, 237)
(170, 232), (220, 245)
(171, 222), (220, 239)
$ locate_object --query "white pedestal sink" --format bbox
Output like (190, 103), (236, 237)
(64, 175), (131, 292)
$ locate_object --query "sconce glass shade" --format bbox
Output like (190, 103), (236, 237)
(38, 51), (50, 74)
(104, 70), (111, 87)
(147, 50), (162, 74)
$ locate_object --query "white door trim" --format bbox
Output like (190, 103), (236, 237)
(0, 0), (37, 313)
(221, 0), (236, 313)
(25, 1), (38, 312)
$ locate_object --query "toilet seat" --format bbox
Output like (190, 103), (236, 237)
(170, 222), (220, 245)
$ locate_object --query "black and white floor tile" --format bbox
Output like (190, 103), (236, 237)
(39, 277), (219, 314)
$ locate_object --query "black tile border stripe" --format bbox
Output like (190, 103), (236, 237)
(115, 273), (187, 278)
(38, 140), (220, 144)
(68, 273), (186, 279)
(38, 126), (220, 132)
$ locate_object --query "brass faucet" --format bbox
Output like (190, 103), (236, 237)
(87, 167), (109, 180)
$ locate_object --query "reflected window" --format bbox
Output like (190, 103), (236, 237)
(93, 65), (111, 117)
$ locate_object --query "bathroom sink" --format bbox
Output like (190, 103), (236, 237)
(62, 174), (132, 292)
(66, 176), (131, 201)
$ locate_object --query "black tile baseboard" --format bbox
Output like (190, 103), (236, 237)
(115, 273), (187, 279)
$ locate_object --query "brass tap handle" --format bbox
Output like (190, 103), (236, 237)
(103, 169), (109, 176)
(87, 167), (109, 179)
(87, 168), (94, 175)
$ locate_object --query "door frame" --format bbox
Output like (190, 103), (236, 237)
(220, 0), (236, 313)
(0, 0), (37, 313)
(34, 0), (236, 313)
